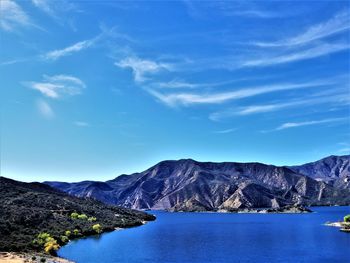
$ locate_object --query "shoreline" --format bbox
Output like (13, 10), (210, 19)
(0, 252), (74, 263)
(165, 205), (313, 214)
(0, 218), (156, 263)
(325, 221), (350, 232)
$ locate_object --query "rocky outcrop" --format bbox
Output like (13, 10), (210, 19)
(45, 156), (350, 212)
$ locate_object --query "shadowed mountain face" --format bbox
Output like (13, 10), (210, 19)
(46, 155), (350, 212)
(289, 155), (350, 189)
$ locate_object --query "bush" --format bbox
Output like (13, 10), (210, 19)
(60, 235), (69, 243)
(33, 233), (51, 246)
(92, 224), (102, 234)
(88, 216), (97, 222)
(40, 258), (46, 263)
(44, 237), (60, 254)
(65, 230), (71, 237)
(344, 215), (350, 222)
(33, 233), (60, 255)
(77, 214), (88, 220)
(73, 229), (80, 236)
(70, 212), (79, 219)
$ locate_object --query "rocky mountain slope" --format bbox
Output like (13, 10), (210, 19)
(289, 155), (350, 189)
(0, 177), (155, 252)
(45, 155), (350, 212)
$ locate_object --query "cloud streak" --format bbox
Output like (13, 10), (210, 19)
(43, 38), (98, 61)
(116, 57), (172, 82)
(209, 92), (349, 121)
(213, 128), (237, 134)
(24, 74), (86, 99)
(0, 0), (32, 31)
(147, 79), (334, 107)
(253, 10), (350, 47)
(275, 117), (348, 131)
(242, 42), (349, 67)
(36, 99), (54, 119)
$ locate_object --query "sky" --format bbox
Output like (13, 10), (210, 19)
(1, 0), (350, 182)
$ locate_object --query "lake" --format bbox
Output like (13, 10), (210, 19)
(58, 206), (350, 263)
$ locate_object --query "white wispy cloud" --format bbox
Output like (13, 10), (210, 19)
(0, 0), (32, 31)
(24, 74), (86, 99)
(338, 147), (350, 153)
(240, 96), (348, 115)
(36, 99), (54, 119)
(275, 117), (348, 131)
(115, 57), (172, 82)
(73, 121), (89, 127)
(147, 79), (333, 107)
(242, 42), (349, 67)
(209, 92), (349, 121)
(156, 80), (200, 89)
(213, 128), (237, 134)
(32, 0), (79, 22)
(228, 9), (281, 19)
(32, 0), (55, 16)
(253, 10), (350, 47)
(43, 38), (98, 60)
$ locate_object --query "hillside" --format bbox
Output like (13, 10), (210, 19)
(289, 155), (350, 189)
(46, 155), (350, 212)
(0, 177), (155, 253)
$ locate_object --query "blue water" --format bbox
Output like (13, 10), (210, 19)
(59, 207), (350, 263)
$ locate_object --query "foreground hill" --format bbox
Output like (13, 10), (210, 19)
(46, 155), (350, 212)
(0, 177), (155, 252)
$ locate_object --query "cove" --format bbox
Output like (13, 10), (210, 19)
(58, 206), (350, 263)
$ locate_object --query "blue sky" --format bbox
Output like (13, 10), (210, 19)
(1, 0), (350, 182)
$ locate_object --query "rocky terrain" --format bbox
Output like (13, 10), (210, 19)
(46, 155), (350, 212)
(0, 177), (155, 253)
(289, 155), (350, 189)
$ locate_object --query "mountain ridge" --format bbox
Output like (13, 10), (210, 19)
(45, 155), (350, 212)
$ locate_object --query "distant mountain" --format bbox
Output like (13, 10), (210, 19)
(45, 155), (350, 212)
(0, 177), (155, 252)
(289, 155), (350, 189)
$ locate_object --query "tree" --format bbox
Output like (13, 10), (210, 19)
(65, 230), (71, 237)
(73, 229), (80, 236)
(92, 224), (102, 234)
(33, 233), (60, 255)
(77, 214), (88, 220)
(88, 216), (97, 222)
(44, 237), (60, 254)
(61, 235), (69, 243)
(70, 212), (79, 219)
(344, 215), (350, 222)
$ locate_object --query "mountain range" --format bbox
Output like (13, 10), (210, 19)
(45, 155), (350, 212)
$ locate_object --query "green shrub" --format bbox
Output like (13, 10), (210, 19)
(344, 215), (350, 222)
(92, 224), (102, 234)
(33, 233), (51, 246)
(44, 237), (60, 254)
(70, 212), (79, 219)
(33, 233), (60, 255)
(73, 229), (80, 236)
(60, 235), (69, 243)
(65, 230), (71, 237)
(77, 214), (88, 220)
(88, 216), (97, 222)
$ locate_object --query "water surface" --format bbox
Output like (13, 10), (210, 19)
(59, 206), (350, 263)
